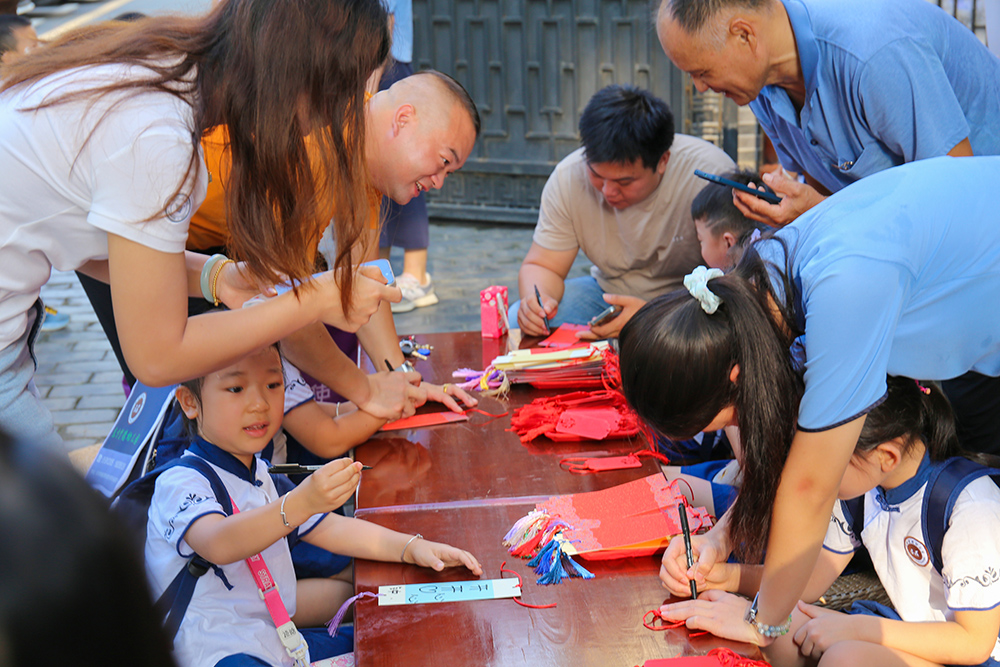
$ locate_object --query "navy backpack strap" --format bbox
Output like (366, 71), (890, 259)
(150, 456), (234, 641)
(921, 457), (999, 574)
(840, 496), (865, 545)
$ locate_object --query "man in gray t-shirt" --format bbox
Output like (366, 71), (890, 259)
(512, 84), (734, 337)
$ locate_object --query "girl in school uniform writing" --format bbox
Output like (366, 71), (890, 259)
(0, 0), (398, 449)
(617, 156), (1000, 655)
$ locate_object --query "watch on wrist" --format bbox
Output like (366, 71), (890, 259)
(744, 592), (792, 638)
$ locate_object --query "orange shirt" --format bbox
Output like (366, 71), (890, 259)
(188, 126), (381, 258)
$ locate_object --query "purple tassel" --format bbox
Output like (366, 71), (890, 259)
(326, 592), (380, 637)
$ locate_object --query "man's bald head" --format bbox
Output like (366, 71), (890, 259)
(384, 69), (481, 137)
(367, 69), (479, 205)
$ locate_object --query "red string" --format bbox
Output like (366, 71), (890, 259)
(670, 477), (696, 505)
(642, 609), (710, 638)
(642, 609), (687, 631)
(706, 647), (771, 667)
(464, 407), (508, 423)
(558, 449), (671, 474)
(500, 560), (557, 609)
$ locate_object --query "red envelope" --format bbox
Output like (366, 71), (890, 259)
(537, 323), (590, 348)
(380, 411), (468, 431)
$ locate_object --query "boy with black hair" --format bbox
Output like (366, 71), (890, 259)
(512, 84), (734, 338)
(691, 169), (767, 269)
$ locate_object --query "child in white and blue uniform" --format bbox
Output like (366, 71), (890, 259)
(145, 344), (482, 667)
(772, 376), (1000, 667)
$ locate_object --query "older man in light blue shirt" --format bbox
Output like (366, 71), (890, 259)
(657, 0), (1000, 454)
(657, 0), (1000, 224)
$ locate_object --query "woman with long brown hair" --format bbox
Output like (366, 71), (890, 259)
(0, 0), (399, 448)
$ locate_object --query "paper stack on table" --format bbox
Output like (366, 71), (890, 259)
(492, 340), (610, 388)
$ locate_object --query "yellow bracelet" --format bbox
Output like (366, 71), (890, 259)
(210, 259), (235, 306)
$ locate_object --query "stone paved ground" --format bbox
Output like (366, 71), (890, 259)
(35, 221), (591, 454)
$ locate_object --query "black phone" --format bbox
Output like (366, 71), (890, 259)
(589, 304), (624, 328)
(694, 169), (782, 205)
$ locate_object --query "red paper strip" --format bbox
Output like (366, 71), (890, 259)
(380, 411), (469, 431)
(537, 323), (590, 348)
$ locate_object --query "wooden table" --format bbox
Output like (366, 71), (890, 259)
(351, 332), (760, 666)
(353, 501), (760, 667)
(355, 331), (661, 510)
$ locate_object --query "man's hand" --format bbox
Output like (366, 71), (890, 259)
(732, 171), (826, 228)
(577, 294), (646, 340)
(517, 289), (557, 337)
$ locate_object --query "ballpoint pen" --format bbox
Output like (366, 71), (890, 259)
(534, 285), (550, 334)
(678, 502), (698, 599)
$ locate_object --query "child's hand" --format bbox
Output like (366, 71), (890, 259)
(404, 537), (483, 576)
(660, 532), (731, 597)
(422, 382), (478, 413)
(296, 458), (362, 515)
(793, 601), (867, 660)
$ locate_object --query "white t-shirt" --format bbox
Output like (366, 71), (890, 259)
(825, 468), (1000, 659)
(145, 449), (324, 667)
(0, 63), (208, 347)
(533, 135), (735, 300)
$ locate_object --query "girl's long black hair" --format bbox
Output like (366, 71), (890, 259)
(620, 242), (802, 562)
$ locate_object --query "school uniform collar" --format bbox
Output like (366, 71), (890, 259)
(876, 452), (932, 508)
(188, 436), (262, 486)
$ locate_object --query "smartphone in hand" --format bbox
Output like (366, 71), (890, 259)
(694, 169), (782, 205)
(589, 304), (624, 328)
(360, 259), (396, 287)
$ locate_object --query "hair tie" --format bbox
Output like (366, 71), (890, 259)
(914, 380), (931, 395)
(748, 228), (762, 244)
(684, 266), (725, 314)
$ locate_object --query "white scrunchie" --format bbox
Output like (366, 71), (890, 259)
(684, 265), (724, 314)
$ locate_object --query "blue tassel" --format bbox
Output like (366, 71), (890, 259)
(562, 553), (595, 580)
(527, 539), (558, 569)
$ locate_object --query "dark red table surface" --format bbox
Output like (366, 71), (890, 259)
(352, 500), (762, 667)
(355, 331), (661, 510)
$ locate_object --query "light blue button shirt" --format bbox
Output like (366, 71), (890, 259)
(750, 0), (1000, 193)
(756, 157), (1000, 431)
(382, 0), (413, 64)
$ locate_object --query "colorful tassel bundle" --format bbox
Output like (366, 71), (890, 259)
(503, 510), (594, 585)
(452, 365), (510, 397)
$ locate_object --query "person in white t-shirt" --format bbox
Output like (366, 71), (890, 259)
(659, 376), (1000, 667)
(512, 84), (734, 339)
(151, 344), (482, 667)
(0, 0), (398, 449)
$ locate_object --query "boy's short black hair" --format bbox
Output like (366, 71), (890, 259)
(0, 14), (30, 57)
(578, 84), (675, 171)
(691, 168), (767, 240)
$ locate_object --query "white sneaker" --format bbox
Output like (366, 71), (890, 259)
(391, 273), (439, 313)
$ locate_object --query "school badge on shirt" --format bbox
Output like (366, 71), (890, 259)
(904, 536), (929, 567)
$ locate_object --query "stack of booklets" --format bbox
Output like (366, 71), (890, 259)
(491, 340), (610, 389)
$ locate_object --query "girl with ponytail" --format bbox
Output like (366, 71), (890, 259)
(616, 156), (1000, 651)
